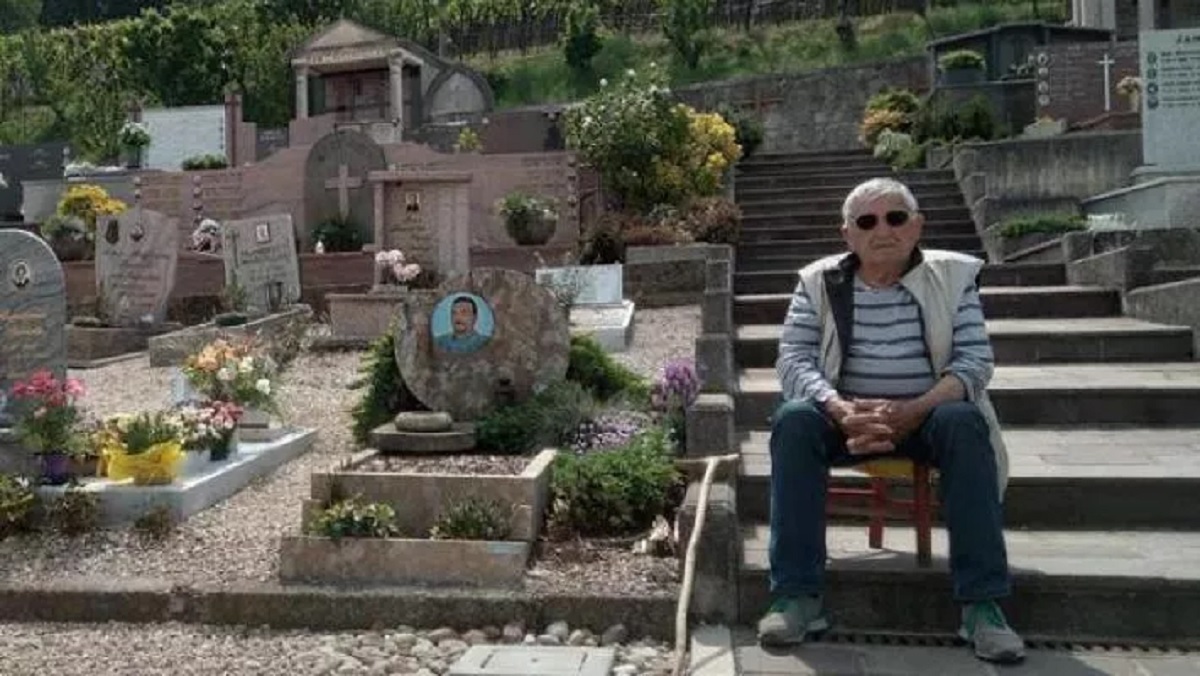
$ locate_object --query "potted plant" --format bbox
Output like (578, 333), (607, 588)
(45, 184), (126, 261)
(8, 370), (88, 486)
(182, 337), (278, 427)
(117, 121), (151, 169)
(1116, 75), (1142, 112)
(373, 249), (422, 290)
(497, 192), (558, 246)
(174, 400), (244, 472)
(938, 49), (987, 86)
(98, 412), (185, 485)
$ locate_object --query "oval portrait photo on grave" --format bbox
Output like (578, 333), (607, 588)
(430, 292), (494, 354)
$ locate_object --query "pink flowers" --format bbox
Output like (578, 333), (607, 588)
(8, 370), (86, 454)
(10, 370), (85, 407)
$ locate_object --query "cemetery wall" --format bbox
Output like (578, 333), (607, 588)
(673, 56), (930, 153)
(1033, 41), (1140, 124)
(951, 131), (1142, 204)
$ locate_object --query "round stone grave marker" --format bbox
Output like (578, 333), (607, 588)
(394, 268), (570, 421)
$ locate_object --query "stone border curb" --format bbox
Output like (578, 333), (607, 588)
(0, 579), (676, 638)
(67, 350), (148, 370)
(688, 624), (737, 676)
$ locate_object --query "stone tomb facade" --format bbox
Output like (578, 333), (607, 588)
(221, 213), (303, 312)
(372, 168), (472, 281)
(290, 19), (494, 134)
(95, 206), (179, 326)
(394, 268), (569, 421)
(0, 229), (66, 424)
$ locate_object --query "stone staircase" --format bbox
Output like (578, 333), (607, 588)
(725, 149), (1200, 645)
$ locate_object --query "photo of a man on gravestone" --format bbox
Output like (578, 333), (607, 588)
(432, 293), (493, 354)
(10, 261), (30, 289)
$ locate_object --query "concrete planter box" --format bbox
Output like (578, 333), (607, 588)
(147, 305), (312, 367)
(305, 448), (557, 542)
(983, 227), (1066, 263)
(68, 323), (182, 368)
(326, 288), (438, 342)
(624, 244), (714, 308)
(278, 536), (531, 587)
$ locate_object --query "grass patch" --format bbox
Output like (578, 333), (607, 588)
(998, 213), (1087, 240)
(469, 2), (1064, 109)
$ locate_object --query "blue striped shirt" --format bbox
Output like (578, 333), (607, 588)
(777, 276), (994, 403)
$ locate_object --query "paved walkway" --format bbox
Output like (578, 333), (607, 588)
(691, 627), (1200, 675)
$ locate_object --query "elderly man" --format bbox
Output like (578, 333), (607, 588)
(757, 177), (1025, 664)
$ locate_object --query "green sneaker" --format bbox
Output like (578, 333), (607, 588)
(958, 601), (1026, 664)
(756, 595), (830, 646)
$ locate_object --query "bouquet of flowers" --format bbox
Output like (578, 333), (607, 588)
(182, 338), (278, 412)
(190, 218), (223, 253)
(98, 411), (185, 485)
(374, 249), (422, 286)
(8, 370), (87, 456)
(117, 121), (151, 150)
(175, 401), (243, 450)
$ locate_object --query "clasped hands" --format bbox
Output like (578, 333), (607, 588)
(824, 397), (928, 455)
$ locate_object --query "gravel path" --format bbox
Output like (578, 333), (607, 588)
(0, 306), (698, 594)
(0, 622), (679, 675)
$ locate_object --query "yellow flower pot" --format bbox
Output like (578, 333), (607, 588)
(104, 441), (184, 485)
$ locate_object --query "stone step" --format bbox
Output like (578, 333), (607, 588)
(741, 206), (973, 228)
(736, 427), (1200, 529)
(737, 192), (966, 213)
(1153, 265), (1200, 285)
(734, 169), (957, 188)
(739, 221), (978, 243)
(737, 235), (983, 260)
(736, 180), (962, 201)
(736, 250), (989, 274)
(733, 286), (1122, 324)
(733, 263), (1066, 295)
(737, 523), (1200, 642)
(737, 154), (886, 171)
(740, 149), (876, 162)
(734, 317), (1194, 368)
(735, 363), (1200, 428)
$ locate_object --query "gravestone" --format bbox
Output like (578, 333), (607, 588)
(1140, 27), (1200, 171)
(0, 141), (69, 221)
(94, 206), (179, 326)
(304, 129), (387, 247)
(221, 213), (302, 312)
(534, 263), (623, 306)
(394, 268), (570, 421)
(0, 230), (66, 423)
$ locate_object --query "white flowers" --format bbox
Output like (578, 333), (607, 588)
(217, 367), (234, 382)
(255, 379), (271, 396)
(375, 249), (421, 284)
(238, 356), (254, 374)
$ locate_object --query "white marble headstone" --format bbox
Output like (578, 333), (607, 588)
(534, 264), (623, 306)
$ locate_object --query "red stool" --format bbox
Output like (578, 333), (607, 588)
(827, 459), (936, 567)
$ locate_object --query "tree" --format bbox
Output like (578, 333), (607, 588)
(0, 0), (41, 34)
(659, 0), (713, 70)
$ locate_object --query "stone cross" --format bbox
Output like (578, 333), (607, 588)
(325, 164), (364, 218)
(1097, 53), (1115, 112)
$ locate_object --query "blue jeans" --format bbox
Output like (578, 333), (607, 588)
(768, 399), (1011, 602)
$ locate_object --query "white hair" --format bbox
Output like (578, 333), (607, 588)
(841, 177), (920, 223)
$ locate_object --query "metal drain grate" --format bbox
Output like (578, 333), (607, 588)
(811, 630), (1198, 654)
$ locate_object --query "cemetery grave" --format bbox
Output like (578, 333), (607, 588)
(67, 206), (183, 367)
(281, 267), (691, 594)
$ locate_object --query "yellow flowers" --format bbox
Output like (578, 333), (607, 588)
(57, 184), (127, 232)
(682, 108), (742, 199)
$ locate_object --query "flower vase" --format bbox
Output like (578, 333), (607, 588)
(38, 452), (73, 486)
(209, 433), (236, 462)
(1129, 92), (1141, 113)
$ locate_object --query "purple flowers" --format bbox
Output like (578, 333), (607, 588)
(651, 358), (700, 414)
(571, 411), (651, 453)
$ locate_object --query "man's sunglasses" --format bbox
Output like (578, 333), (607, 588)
(853, 210), (911, 230)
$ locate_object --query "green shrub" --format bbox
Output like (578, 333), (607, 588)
(548, 427), (680, 537)
(568, 335), (649, 403)
(307, 496), (401, 539)
(998, 214), (1086, 239)
(349, 332), (425, 445)
(134, 505), (175, 540)
(181, 153), (229, 171)
(312, 215), (364, 253)
(476, 380), (598, 453)
(430, 498), (512, 541)
(0, 474), (35, 538)
(561, 0), (605, 78)
(865, 88), (921, 116)
(715, 104), (764, 159)
(938, 49), (985, 71)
